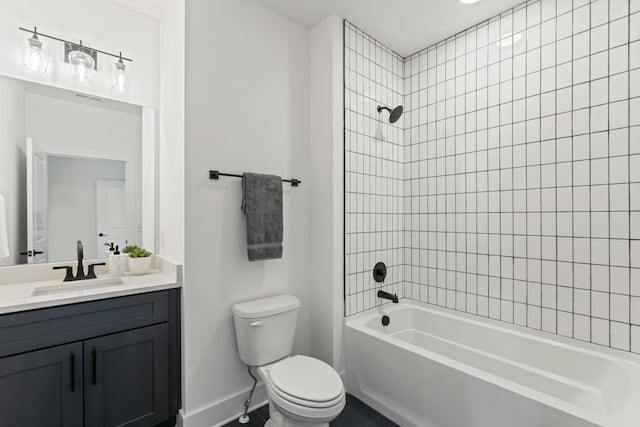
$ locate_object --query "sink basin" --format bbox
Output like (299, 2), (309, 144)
(31, 277), (125, 297)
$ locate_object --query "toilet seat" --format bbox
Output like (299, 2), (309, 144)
(260, 355), (346, 422)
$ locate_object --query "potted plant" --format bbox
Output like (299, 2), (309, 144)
(125, 246), (153, 275)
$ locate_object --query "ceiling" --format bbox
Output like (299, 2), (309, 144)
(253, 0), (525, 57)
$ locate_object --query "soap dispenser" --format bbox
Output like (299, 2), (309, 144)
(109, 245), (124, 277)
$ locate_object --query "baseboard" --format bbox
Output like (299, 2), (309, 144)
(177, 382), (268, 427)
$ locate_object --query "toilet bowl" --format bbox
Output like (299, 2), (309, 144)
(259, 355), (345, 427)
(232, 295), (345, 427)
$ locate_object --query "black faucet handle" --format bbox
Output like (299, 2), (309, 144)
(53, 266), (75, 282)
(86, 262), (107, 280)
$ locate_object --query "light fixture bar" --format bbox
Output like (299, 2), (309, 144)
(18, 26), (133, 62)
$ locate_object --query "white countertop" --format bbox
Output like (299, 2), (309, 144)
(0, 256), (181, 314)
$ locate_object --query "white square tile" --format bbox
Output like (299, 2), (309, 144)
(591, 104), (609, 132)
(593, 237), (610, 265)
(573, 32), (590, 59)
(591, 211), (610, 237)
(611, 294), (630, 322)
(574, 314), (591, 341)
(592, 317), (610, 345)
(610, 73), (629, 102)
(610, 0), (630, 21)
(632, 12), (640, 41)
(632, 326), (640, 353)
(610, 156), (629, 183)
(573, 83), (590, 109)
(592, 0), (610, 27)
(557, 11), (573, 40)
(610, 17), (630, 47)
(632, 41), (640, 69)
(631, 98), (640, 126)
(610, 100), (629, 129)
(556, 38), (573, 64)
(610, 45), (629, 74)
(591, 24), (609, 54)
(631, 70), (640, 97)
(610, 128), (629, 156)
(610, 266), (629, 294)
(611, 212), (630, 238)
(573, 57), (590, 84)
(574, 5), (591, 34)
(591, 51), (609, 80)
(557, 310), (573, 337)
(611, 322), (630, 351)
(590, 78), (609, 106)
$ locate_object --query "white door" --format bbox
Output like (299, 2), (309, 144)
(96, 179), (126, 257)
(26, 138), (48, 264)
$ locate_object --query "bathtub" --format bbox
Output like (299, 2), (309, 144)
(345, 300), (640, 427)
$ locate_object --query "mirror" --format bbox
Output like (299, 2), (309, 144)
(0, 74), (155, 266)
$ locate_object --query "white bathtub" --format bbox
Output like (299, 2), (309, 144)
(345, 300), (640, 427)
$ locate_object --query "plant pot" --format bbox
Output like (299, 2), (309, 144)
(128, 256), (152, 275)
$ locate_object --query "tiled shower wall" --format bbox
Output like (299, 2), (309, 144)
(344, 0), (640, 354)
(403, 0), (640, 353)
(344, 21), (405, 315)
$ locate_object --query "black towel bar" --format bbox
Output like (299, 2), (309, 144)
(209, 170), (301, 187)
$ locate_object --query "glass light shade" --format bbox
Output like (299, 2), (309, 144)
(69, 50), (95, 82)
(22, 36), (49, 73)
(112, 60), (131, 92)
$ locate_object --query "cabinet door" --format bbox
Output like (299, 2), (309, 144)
(0, 342), (83, 427)
(84, 324), (169, 427)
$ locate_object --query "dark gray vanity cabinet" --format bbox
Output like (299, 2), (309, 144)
(0, 289), (181, 427)
(0, 342), (83, 427)
(84, 324), (169, 427)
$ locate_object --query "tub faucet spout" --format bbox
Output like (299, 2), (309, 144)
(377, 290), (398, 303)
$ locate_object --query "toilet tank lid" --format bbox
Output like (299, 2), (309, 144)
(232, 294), (300, 319)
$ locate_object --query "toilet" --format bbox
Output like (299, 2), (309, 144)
(232, 294), (346, 427)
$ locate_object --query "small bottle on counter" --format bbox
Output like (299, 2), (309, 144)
(109, 245), (124, 277)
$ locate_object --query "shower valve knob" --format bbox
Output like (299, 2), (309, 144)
(373, 262), (387, 283)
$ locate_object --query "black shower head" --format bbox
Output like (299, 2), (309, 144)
(377, 105), (403, 124)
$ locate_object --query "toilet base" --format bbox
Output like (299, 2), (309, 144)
(263, 403), (329, 427)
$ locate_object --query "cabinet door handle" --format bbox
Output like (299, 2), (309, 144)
(70, 353), (75, 392)
(92, 349), (97, 386)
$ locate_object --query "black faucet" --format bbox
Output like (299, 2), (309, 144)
(377, 290), (398, 303)
(52, 240), (106, 282)
(75, 240), (85, 280)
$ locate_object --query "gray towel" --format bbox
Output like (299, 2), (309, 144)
(241, 173), (283, 261)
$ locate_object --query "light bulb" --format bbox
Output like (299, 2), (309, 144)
(112, 57), (131, 92)
(21, 33), (49, 73)
(69, 46), (95, 83)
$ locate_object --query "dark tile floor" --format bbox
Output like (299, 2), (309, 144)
(222, 394), (398, 427)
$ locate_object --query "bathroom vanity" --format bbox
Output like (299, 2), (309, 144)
(0, 259), (181, 427)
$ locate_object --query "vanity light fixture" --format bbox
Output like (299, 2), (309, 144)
(496, 32), (523, 48)
(17, 27), (133, 89)
(69, 41), (95, 83)
(21, 27), (50, 73)
(112, 52), (131, 92)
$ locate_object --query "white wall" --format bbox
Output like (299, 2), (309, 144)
(25, 87), (143, 255)
(0, 75), (26, 266)
(308, 15), (345, 372)
(158, 0), (185, 265)
(0, 0), (160, 106)
(47, 156), (125, 261)
(183, 0), (310, 425)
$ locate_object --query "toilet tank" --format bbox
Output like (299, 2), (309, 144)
(232, 294), (300, 366)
